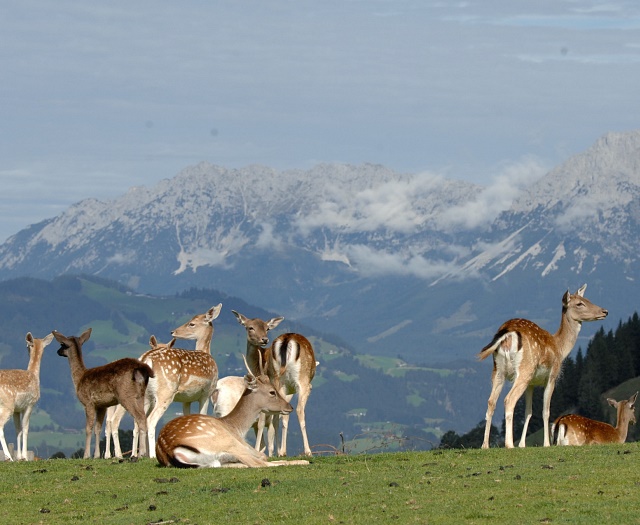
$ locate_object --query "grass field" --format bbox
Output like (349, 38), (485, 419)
(0, 443), (639, 524)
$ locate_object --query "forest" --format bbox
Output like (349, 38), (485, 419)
(440, 313), (640, 448)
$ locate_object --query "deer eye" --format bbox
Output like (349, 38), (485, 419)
(269, 390), (277, 397)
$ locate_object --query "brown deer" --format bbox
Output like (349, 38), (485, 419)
(156, 357), (308, 468)
(552, 392), (638, 446)
(232, 310), (316, 457)
(104, 335), (175, 459)
(478, 284), (608, 448)
(0, 332), (54, 461)
(53, 328), (155, 458)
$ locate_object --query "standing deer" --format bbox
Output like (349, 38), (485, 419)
(0, 332), (54, 461)
(156, 357), (308, 468)
(53, 328), (155, 458)
(104, 335), (174, 459)
(232, 310), (316, 457)
(106, 305), (222, 459)
(478, 284), (608, 448)
(552, 392), (638, 446)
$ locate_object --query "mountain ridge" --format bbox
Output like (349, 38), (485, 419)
(0, 131), (638, 362)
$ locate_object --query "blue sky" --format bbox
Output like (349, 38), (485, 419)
(1, 1), (640, 242)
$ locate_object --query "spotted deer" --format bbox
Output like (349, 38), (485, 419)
(478, 284), (608, 448)
(232, 310), (316, 457)
(53, 328), (155, 458)
(552, 392), (638, 446)
(0, 332), (54, 461)
(105, 304), (222, 459)
(156, 356), (308, 468)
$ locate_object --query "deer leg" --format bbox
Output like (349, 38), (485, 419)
(94, 407), (107, 459)
(277, 393), (294, 457)
(105, 405), (125, 459)
(296, 384), (313, 457)
(482, 367), (505, 449)
(269, 413), (280, 457)
(255, 412), (267, 453)
(18, 407), (34, 460)
(518, 385), (534, 448)
(541, 375), (558, 447)
(13, 411), (25, 460)
(0, 409), (13, 461)
(145, 394), (174, 459)
(83, 408), (97, 459)
(503, 377), (531, 449)
(121, 395), (149, 457)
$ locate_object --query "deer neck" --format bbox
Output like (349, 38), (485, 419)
(554, 310), (582, 360)
(615, 409), (631, 442)
(66, 347), (88, 389)
(245, 342), (264, 377)
(220, 389), (262, 437)
(26, 348), (45, 379)
(194, 329), (213, 353)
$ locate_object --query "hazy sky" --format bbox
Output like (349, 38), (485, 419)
(2, 1), (640, 242)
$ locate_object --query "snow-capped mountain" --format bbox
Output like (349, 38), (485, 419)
(2, 131), (639, 363)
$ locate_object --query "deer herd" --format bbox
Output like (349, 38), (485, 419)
(0, 283), (637, 464)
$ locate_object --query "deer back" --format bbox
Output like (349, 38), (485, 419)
(267, 333), (316, 392)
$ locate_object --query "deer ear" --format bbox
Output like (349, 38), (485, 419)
(607, 398), (617, 408)
(244, 373), (258, 391)
(52, 330), (68, 345)
(577, 284), (587, 297)
(207, 303), (223, 322)
(26, 332), (34, 345)
(268, 316), (285, 331)
(42, 333), (54, 346)
(630, 392), (639, 405)
(149, 335), (158, 347)
(79, 327), (92, 344)
(232, 310), (247, 326)
(562, 290), (571, 306)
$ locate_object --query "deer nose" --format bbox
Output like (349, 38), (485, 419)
(261, 338), (269, 345)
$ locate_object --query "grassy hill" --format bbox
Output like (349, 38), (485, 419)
(0, 444), (638, 524)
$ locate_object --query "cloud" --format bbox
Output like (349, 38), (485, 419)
(345, 244), (456, 280)
(436, 157), (546, 230)
(295, 172), (447, 235)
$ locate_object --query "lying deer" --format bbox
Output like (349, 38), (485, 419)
(478, 284), (608, 448)
(53, 328), (155, 458)
(156, 357), (309, 468)
(0, 332), (54, 461)
(552, 392), (638, 446)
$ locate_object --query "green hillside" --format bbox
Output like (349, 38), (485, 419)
(0, 275), (481, 458)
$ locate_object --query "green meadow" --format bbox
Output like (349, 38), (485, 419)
(0, 443), (638, 524)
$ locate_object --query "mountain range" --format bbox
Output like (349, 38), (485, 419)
(2, 130), (639, 365)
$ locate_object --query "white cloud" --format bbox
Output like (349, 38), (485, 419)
(345, 244), (456, 280)
(296, 172), (444, 234)
(436, 158), (546, 230)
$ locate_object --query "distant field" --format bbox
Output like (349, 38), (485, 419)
(0, 444), (639, 524)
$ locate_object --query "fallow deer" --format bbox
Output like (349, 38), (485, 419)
(232, 310), (316, 457)
(156, 357), (308, 468)
(53, 328), (155, 458)
(552, 392), (638, 446)
(478, 284), (608, 448)
(110, 305), (222, 459)
(0, 332), (54, 461)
